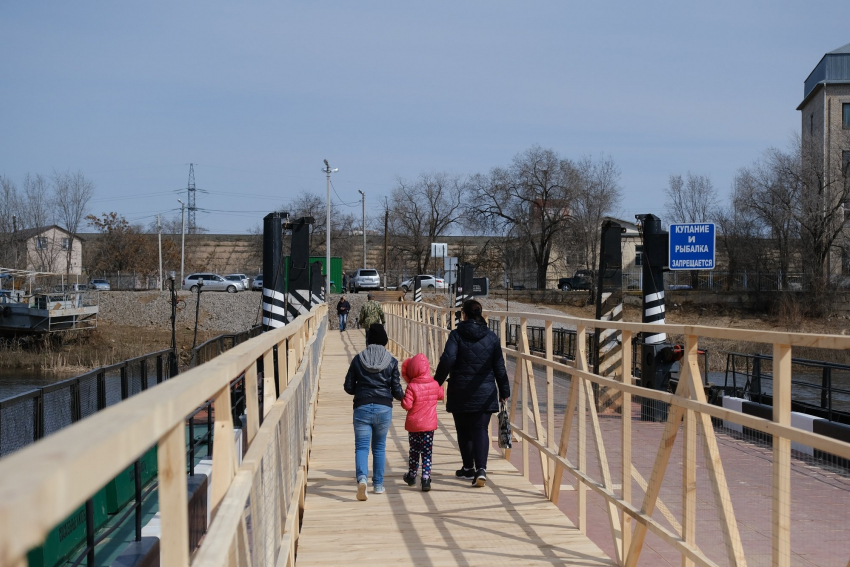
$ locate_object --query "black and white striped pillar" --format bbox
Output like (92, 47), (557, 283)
(638, 214), (667, 344)
(413, 275), (423, 303)
(310, 261), (324, 306)
(286, 217), (312, 322)
(594, 220), (624, 412)
(262, 212), (287, 329)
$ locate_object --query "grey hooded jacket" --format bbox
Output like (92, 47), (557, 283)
(344, 345), (404, 408)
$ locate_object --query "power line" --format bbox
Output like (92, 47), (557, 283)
(330, 179), (359, 207)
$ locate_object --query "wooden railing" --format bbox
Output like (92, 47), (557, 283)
(0, 303), (327, 567)
(383, 301), (850, 567)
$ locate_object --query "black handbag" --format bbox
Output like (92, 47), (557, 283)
(498, 400), (512, 449)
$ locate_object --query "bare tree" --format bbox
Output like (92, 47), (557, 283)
(53, 170), (94, 274)
(0, 176), (21, 267)
(569, 155), (622, 271)
(389, 172), (466, 274)
(734, 150), (800, 288)
(19, 173), (52, 230)
(468, 145), (577, 289)
(289, 191), (359, 260)
(664, 172), (719, 224)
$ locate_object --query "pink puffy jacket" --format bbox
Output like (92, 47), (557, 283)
(400, 354), (444, 432)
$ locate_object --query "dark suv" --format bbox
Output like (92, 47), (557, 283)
(558, 269), (593, 291)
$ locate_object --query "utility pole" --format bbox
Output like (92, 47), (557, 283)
(358, 190), (366, 268)
(383, 206), (389, 291)
(187, 163), (197, 235)
(157, 214), (163, 291)
(322, 160), (337, 295)
(177, 199), (186, 284)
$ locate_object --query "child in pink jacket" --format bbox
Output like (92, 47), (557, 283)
(400, 353), (444, 491)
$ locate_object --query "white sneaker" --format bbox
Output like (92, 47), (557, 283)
(373, 484), (385, 494)
(356, 480), (368, 501)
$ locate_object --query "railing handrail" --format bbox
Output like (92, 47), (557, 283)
(0, 303), (327, 565)
(384, 300), (850, 567)
(402, 300), (850, 350)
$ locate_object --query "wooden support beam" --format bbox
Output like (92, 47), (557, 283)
(773, 343), (792, 567)
(545, 320), (555, 486)
(245, 361), (259, 444)
(158, 422), (189, 567)
(549, 339), (582, 505)
(262, 350), (276, 416)
(210, 385), (237, 517)
(519, 318), (549, 490)
(621, 329), (633, 562)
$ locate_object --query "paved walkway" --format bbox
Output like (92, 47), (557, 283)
(295, 330), (614, 566)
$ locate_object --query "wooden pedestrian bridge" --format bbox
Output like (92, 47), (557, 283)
(2, 302), (850, 566)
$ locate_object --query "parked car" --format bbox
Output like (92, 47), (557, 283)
(224, 274), (248, 291)
(182, 273), (239, 293)
(251, 274), (263, 290)
(399, 275), (446, 292)
(558, 269), (593, 291)
(88, 279), (111, 291)
(350, 268), (381, 293)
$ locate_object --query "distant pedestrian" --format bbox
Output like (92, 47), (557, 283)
(344, 323), (404, 500)
(342, 273), (348, 292)
(401, 353), (444, 492)
(359, 292), (385, 343)
(434, 299), (509, 487)
(337, 295), (351, 332)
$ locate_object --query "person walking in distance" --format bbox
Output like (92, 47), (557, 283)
(434, 299), (509, 487)
(342, 272), (348, 293)
(359, 292), (385, 343)
(337, 295), (351, 332)
(400, 353), (444, 492)
(344, 324), (404, 501)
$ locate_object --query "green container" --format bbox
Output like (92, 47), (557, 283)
(105, 446), (158, 513)
(308, 256), (343, 293)
(27, 489), (108, 567)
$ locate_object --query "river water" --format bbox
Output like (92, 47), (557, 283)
(0, 368), (78, 402)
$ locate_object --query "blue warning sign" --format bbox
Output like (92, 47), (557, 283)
(669, 223), (715, 270)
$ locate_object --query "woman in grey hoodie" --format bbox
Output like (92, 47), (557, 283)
(343, 323), (404, 500)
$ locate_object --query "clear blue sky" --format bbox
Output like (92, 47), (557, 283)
(1, 2), (847, 233)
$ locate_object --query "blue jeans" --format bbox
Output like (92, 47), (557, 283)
(339, 313), (348, 331)
(353, 404), (393, 485)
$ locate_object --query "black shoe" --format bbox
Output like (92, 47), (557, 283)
(403, 472), (416, 486)
(421, 477), (432, 492)
(473, 468), (487, 487)
(455, 467), (474, 480)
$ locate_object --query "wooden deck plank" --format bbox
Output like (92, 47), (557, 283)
(295, 330), (615, 566)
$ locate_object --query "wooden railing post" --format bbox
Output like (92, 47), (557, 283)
(620, 330), (633, 562)
(545, 320), (554, 484)
(262, 349), (275, 416)
(519, 318), (529, 479)
(773, 343), (792, 567)
(210, 385), (236, 518)
(245, 360), (260, 443)
(158, 422), (189, 567)
(577, 326), (587, 534)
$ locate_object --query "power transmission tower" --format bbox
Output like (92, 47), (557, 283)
(187, 163), (197, 234)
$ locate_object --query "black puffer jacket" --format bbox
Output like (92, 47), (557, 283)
(344, 345), (404, 408)
(434, 320), (510, 413)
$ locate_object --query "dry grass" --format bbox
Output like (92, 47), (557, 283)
(0, 323), (223, 372)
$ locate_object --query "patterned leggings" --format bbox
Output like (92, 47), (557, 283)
(408, 431), (435, 478)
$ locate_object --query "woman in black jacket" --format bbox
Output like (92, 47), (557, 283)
(434, 299), (509, 487)
(344, 323), (404, 501)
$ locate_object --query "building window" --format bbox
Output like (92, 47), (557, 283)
(844, 103), (850, 129)
(36, 237), (48, 250)
(844, 150), (850, 175)
(61, 237), (71, 250)
(810, 113), (814, 135)
(635, 245), (643, 266)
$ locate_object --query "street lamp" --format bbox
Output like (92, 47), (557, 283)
(358, 190), (366, 269)
(323, 160), (338, 296)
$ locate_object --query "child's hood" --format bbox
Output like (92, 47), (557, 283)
(405, 353), (433, 383)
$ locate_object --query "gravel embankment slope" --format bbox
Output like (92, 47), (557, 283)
(97, 291), (378, 333)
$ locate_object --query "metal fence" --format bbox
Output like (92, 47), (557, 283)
(192, 325), (263, 367)
(0, 349), (175, 457)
